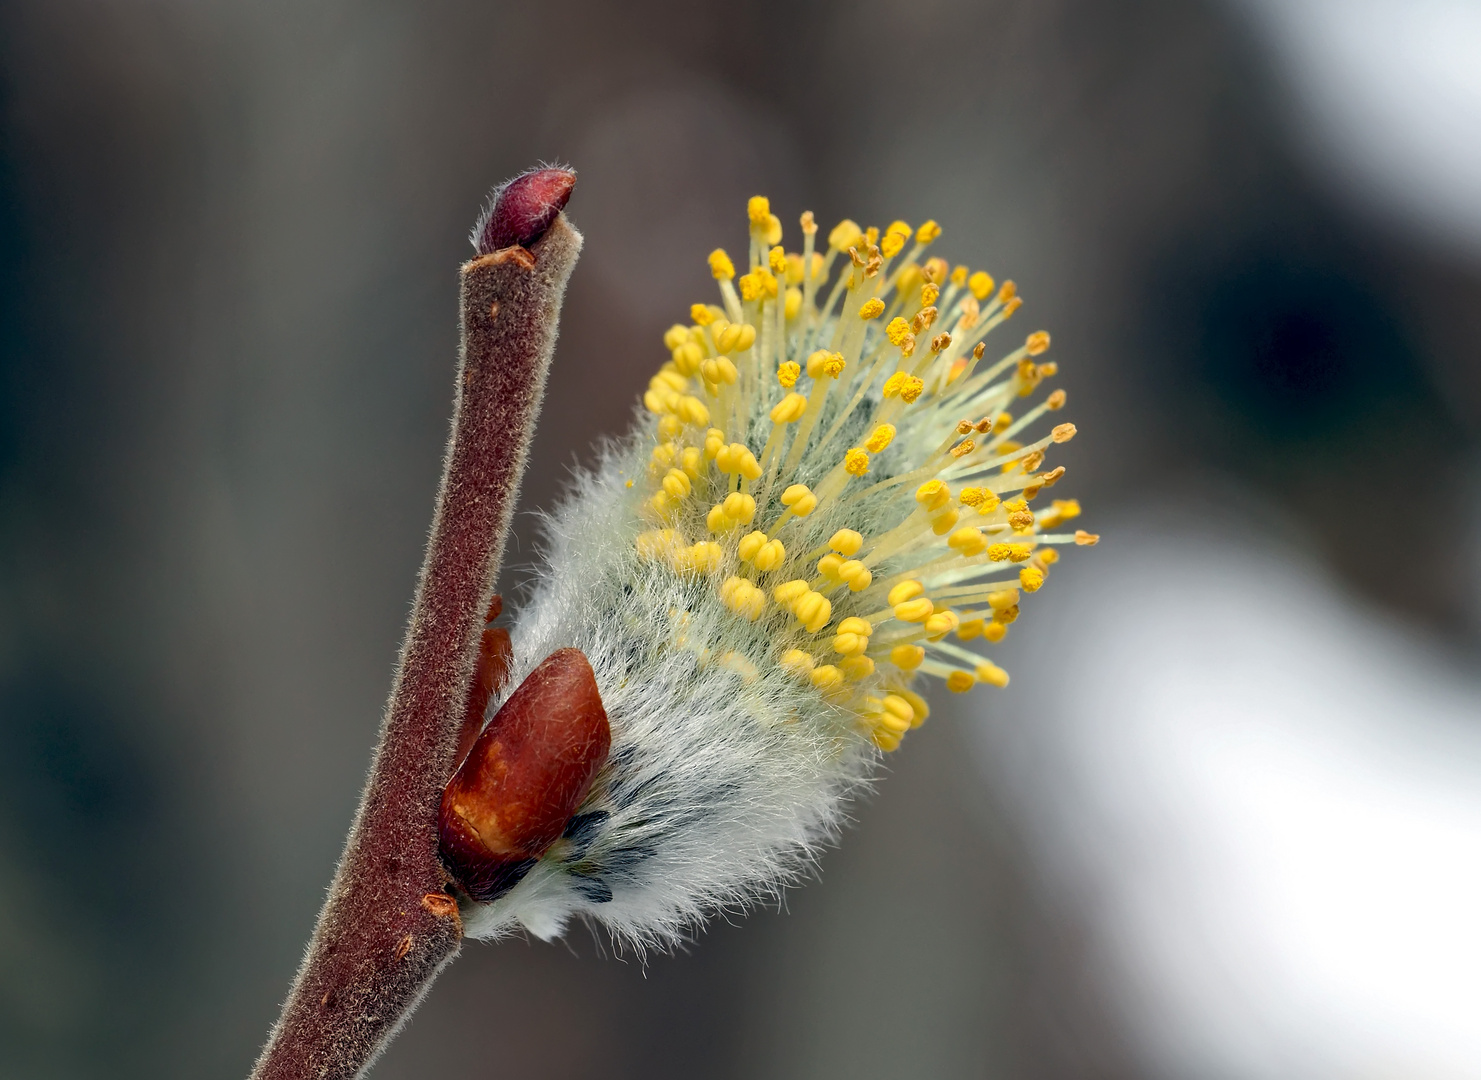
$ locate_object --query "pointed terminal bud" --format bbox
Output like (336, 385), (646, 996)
(439, 648), (610, 902)
(473, 167), (577, 255)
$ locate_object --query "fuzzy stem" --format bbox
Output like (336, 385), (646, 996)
(250, 180), (582, 1080)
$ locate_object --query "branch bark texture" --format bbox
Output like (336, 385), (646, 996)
(251, 189), (582, 1080)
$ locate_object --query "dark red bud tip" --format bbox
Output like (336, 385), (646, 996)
(438, 647), (610, 902)
(474, 167), (576, 255)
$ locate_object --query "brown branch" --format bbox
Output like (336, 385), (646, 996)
(250, 170), (582, 1080)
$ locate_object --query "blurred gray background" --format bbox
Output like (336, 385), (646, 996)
(3, 1), (1479, 1077)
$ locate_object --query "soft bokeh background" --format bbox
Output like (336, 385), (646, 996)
(3, 1), (1479, 1077)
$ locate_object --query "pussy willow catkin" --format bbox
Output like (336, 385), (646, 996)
(462, 197), (1097, 948)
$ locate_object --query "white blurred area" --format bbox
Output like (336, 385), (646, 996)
(1233, 0), (1481, 257)
(977, 497), (1481, 1078)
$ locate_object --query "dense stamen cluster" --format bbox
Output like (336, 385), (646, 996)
(631, 196), (1097, 751)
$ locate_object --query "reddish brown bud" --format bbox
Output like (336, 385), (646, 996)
(438, 648), (609, 902)
(474, 167), (576, 255)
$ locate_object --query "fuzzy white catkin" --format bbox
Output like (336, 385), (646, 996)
(461, 431), (875, 947)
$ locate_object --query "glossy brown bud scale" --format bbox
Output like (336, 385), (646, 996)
(475, 167), (576, 255)
(438, 647), (610, 902)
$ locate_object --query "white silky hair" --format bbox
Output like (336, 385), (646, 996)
(461, 427), (881, 949)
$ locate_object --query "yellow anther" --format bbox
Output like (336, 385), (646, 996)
(882, 695), (915, 726)
(950, 265), (969, 287)
(687, 541), (724, 574)
(784, 252), (805, 285)
(921, 282), (940, 307)
(1026, 331), (1050, 356)
(701, 356), (739, 385)
(770, 392), (808, 424)
(784, 287), (802, 320)
(911, 306), (938, 333)
(769, 245), (787, 274)
(998, 280), (1017, 302)
(946, 670), (976, 693)
(810, 664), (844, 690)
(958, 487), (986, 507)
(635, 529), (681, 561)
(948, 527), (987, 556)
(680, 446), (703, 479)
(915, 220), (941, 244)
(715, 322), (756, 354)
(717, 443), (761, 479)
(794, 591), (832, 633)
(722, 491), (756, 524)
(864, 226), (879, 246)
(930, 508), (960, 535)
(968, 270), (995, 300)
(652, 368), (687, 392)
(650, 441), (677, 468)
(816, 552), (842, 578)
(800, 210), (817, 235)
(844, 448), (870, 476)
(915, 480), (951, 511)
(975, 662), (1009, 688)
(709, 248), (735, 280)
(888, 580), (924, 606)
(1005, 500), (1035, 530)
(1003, 296), (1022, 317)
(738, 272), (764, 302)
(950, 438), (975, 459)
(773, 579), (810, 606)
(1046, 389), (1067, 410)
(899, 376), (924, 403)
(882, 372), (907, 399)
(658, 415), (683, 439)
(987, 543), (1012, 562)
(703, 428), (726, 460)
(996, 604), (1020, 624)
(885, 317), (911, 346)
(676, 396), (710, 426)
(806, 350), (847, 378)
(781, 484), (817, 516)
(1037, 547), (1060, 566)
(777, 361), (801, 388)
(983, 621), (1007, 643)
(1052, 423), (1077, 443)
(864, 424), (895, 452)
(737, 530), (766, 563)
(828, 219), (863, 251)
(1053, 499), (1082, 520)
(839, 655), (875, 680)
(690, 303), (716, 325)
(837, 560), (872, 591)
(894, 597), (934, 623)
(890, 644), (925, 670)
(924, 610), (960, 640)
(649, 491), (672, 515)
(662, 468), (692, 499)
(753, 539), (786, 572)
(779, 649), (815, 677)
(858, 297), (886, 320)
(833, 632), (869, 656)
(837, 617), (872, 637)
(987, 588), (1020, 610)
(747, 196), (771, 226)
(957, 618), (986, 641)
(1038, 361), (1058, 377)
(992, 412), (1013, 434)
(1075, 530), (1100, 546)
(829, 529), (863, 556)
(884, 220), (912, 240)
(671, 341), (703, 375)
(895, 265), (922, 300)
(719, 575), (766, 620)
(880, 232), (906, 258)
(706, 504), (730, 533)
(663, 324), (690, 351)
